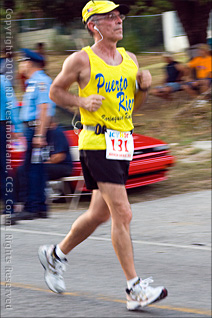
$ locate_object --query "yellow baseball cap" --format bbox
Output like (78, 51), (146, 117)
(82, 0), (129, 24)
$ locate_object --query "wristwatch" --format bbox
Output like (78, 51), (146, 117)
(138, 86), (149, 92)
(34, 134), (45, 138)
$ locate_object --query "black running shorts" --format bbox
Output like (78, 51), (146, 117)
(80, 150), (130, 190)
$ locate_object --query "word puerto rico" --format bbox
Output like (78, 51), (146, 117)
(95, 73), (134, 112)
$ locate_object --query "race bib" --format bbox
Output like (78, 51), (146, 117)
(105, 129), (134, 161)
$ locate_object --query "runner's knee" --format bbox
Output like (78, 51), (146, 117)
(112, 202), (132, 225)
(88, 207), (110, 225)
(96, 211), (111, 224)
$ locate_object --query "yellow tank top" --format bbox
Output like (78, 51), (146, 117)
(78, 46), (138, 150)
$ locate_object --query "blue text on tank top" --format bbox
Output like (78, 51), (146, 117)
(95, 73), (134, 112)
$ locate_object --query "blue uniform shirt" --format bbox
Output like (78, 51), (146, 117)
(0, 74), (22, 132)
(19, 70), (56, 122)
(46, 126), (72, 166)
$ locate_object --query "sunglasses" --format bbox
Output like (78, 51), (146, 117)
(93, 13), (125, 22)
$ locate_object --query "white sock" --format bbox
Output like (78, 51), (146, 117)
(55, 245), (67, 260)
(127, 276), (139, 289)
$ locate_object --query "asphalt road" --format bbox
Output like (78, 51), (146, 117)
(1, 190), (211, 318)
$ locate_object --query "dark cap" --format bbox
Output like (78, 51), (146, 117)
(19, 48), (44, 63)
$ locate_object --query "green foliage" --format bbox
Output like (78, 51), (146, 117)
(198, 0), (212, 4)
(120, 31), (141, 53)
(119, 15), (164, 53)
(0, 7), (7, 20)
(11, 0), (87, 22)
(50, 34), (76, 53)
(153, 0), (173, 11)
(2, 0), (211, 21)
(131, 0), (173, 15)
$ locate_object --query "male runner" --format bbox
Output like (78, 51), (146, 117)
(38, 1), (168, 310)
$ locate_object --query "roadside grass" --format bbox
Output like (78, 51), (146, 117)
(128, 159), (211, 204)
(133, 98), (211, 143)
(16, 52), (211, 203)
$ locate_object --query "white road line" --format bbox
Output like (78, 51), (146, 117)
(1, 227), (211, 251)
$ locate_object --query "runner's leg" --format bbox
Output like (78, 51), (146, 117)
(59, 189), (110, 254)
(97, 182), (137, 280)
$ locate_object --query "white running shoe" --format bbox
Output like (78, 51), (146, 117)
(38, 245), (67, 293)
(126, 277), (168, 310)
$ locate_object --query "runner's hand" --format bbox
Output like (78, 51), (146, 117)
(137, 70), (152, 91)
(83, 95), (105, 112)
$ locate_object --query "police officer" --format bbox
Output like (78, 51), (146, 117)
(17, 48), (55, 220)
(14, 121), (73, 207)
(0, 73), (22, 225)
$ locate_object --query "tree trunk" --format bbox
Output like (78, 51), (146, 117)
(171, 0), (211, 46)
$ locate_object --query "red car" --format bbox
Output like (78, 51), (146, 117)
(9, 106), (174, 191)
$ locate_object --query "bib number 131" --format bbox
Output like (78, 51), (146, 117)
(105, 129), (134, 161)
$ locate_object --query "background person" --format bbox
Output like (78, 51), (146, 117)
(0, 73), (22, 225)
(151, 52), (186, 99)
(17, 43), (47, 92)
(43, 121), (73, 203)
(0, 48), (16, 87)
(13, 48), (55, 221)
(35, 42), (47, 69)
(44, 121), (72, 180)
(38, 0), (167, 311)
(182, 44), (212, 98)
(14, 121), (72, 213)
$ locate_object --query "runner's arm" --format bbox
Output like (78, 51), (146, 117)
(49, 51), (104, 112)
(127, 52), (152, 112)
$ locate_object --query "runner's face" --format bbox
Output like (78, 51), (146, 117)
(94, 10), (124, 42)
